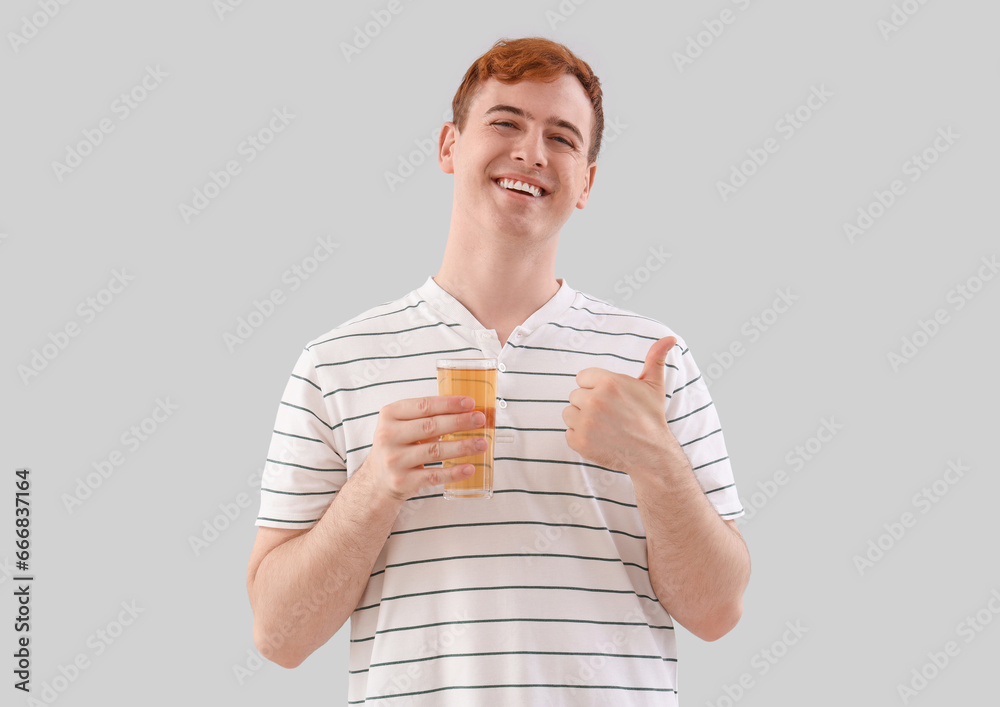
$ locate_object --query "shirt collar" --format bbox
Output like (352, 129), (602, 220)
(416, 275), (577, 337)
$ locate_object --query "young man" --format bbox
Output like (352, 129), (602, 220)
(247, 37), (749, 705)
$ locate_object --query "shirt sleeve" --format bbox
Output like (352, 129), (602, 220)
(255, 346), (348, 529)
(662, 339), (744, 519)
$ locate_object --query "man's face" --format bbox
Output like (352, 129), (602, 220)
(439, 75), (597, 246)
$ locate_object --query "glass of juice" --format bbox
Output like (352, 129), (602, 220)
(436, 358), (497, 499)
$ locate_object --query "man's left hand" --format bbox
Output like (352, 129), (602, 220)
(563, 337), (683, 475)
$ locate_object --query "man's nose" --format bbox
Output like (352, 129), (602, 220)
(511, 129), (546, 168)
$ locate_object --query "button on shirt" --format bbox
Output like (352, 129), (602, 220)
(257, 276), (744, 706)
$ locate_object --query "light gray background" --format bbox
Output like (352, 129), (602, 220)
(3, 1), (998, 705)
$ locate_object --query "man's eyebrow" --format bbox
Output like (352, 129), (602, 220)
(483, 104), (585, 147)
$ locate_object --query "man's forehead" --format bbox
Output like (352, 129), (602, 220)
(469, 76), (593, 121)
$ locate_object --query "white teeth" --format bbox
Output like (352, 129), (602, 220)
(498, 178), (542, 197)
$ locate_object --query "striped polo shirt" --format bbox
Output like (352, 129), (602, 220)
(256, 275), (743, 706)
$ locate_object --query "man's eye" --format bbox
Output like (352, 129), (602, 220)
(552, 136), (573, 147)
(492, 121), (516, 128)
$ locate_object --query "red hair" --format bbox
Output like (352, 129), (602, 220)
(451, 37), (604, 165)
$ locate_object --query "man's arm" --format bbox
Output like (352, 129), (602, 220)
(563, 336), (750, 641)
(247, 466), (404, 668)
(246, 395), (486, 668)
(628, 444), (750, 641)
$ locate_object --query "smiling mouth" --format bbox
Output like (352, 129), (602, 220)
(495, 178), (547, 198)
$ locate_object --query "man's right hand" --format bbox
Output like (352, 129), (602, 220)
(359, 395), (487, 501)
(248, 394), (485, 668)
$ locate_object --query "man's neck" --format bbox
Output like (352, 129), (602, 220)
(434, 236), (560, 347)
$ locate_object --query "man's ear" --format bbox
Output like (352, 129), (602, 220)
(576, 162), (598, 209)
(439, 122), (458, 174)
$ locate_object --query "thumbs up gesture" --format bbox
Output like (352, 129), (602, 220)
(563, 337), (682, 475)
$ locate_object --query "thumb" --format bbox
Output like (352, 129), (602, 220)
(637, 336), (677, 388)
